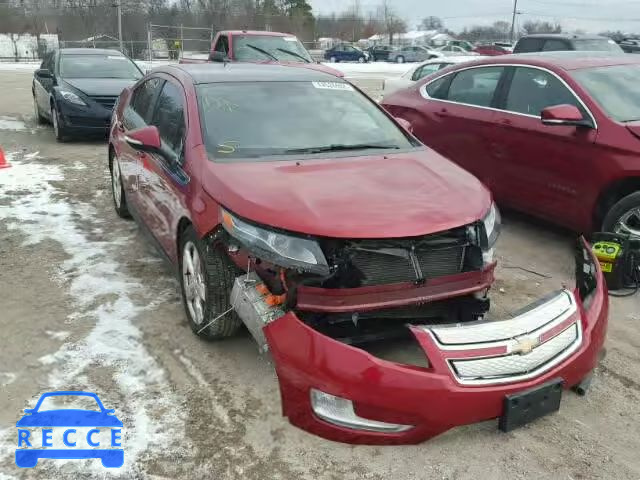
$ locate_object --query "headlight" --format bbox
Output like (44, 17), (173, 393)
(59, 90), (86, 106)
(221, 208), (330, 275)
(481, 202), (501, 250)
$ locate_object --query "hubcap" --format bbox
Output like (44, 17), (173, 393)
(183, 241), (206, 325)
(111, 158), (122, 208)
(614, 207), (640, 239)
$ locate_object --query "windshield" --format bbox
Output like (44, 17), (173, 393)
(573, 39), (623, 52)
(196, 81), (416, 160)
(573, 64), (640, 122)
(59, 54), (142, 79)
(233, 35), (313, 63)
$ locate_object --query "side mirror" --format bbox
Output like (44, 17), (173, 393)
(35, 68), (53, 79)
(541, 104), (592, 128)
(395, 117), (413, 133)
(125, 126), (161, 153)
(210, 51), (228, 62)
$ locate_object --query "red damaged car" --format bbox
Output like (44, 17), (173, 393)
(108, 63), (608, 444)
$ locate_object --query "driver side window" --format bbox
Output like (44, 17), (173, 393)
(150, 80), (186, 160)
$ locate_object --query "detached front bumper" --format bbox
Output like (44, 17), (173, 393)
(263, 238), (608, 444)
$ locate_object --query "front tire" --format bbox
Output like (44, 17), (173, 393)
(51, 104), (68, 142)
(602, 192), (640, 239)
(396, 55), (405, 63)
(179, 226), (242, 339)
(329, 56), (337, 63)
(110, 152), (130, 219)
(358, 56), (365, 63)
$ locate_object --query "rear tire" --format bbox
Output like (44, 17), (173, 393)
(358, 56), (365, 63)
(396, 55), (405, 63)
(329, 56), (337, 63)
(602, 192), (640, 239)
(179, 225), (242, 340)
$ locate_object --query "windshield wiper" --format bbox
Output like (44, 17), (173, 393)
(285, 143), (400, 154)
(275, 47), (311, 63)
(245, 44), (278, 61)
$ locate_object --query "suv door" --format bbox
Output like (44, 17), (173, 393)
(138, 77), (188, 256)
(417, 66), (506, 183)
(488, 66), (598, 228)
(118, 77), (164, 214)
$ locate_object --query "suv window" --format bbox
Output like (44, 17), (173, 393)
(505, 67), (583, 116)
(514, 38), (545, 53)
(543, 39), (570, 51)
(150, 81), (186, 155)
(214, 35), (229, 54)
(127, 77), (163, 127)
(446, 67), (504, 107)
(413, 63), (443, 81)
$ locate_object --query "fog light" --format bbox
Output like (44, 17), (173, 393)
(310, 389), (413, 433)
(483, 247), (495, 265)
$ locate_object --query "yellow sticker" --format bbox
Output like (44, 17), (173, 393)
(599, 262), (613, 273)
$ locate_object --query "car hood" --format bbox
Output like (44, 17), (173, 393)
(16, 410), (123, 427)
(203, 149), (491, 238)
(62, 78), (137, 97)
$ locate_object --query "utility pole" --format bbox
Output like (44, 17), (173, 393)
(117, 1), (123, 53)
(510, 0), (518, 44)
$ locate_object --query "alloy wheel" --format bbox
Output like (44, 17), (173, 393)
(614, 207), (640, 239)
(52, 106), (59, 137)
(183, 241), (207, 325)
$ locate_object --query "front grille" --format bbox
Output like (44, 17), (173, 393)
(91, 96), (118, 110)
(451, 324), (579, 381)
(351, 245), (465, 286)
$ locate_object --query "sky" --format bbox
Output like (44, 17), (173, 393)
(308, 0), (640, 34)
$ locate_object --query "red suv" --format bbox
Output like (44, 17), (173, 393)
(108, 63), (607, 444)
(381, 52), (640, 238)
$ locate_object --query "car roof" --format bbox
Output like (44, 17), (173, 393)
(163, 62), (344, 84)
(224, 30), (293, 37)
(518, 33), (609, 40)
(446, 51), (640, 71)
(58, 48), (124, 56)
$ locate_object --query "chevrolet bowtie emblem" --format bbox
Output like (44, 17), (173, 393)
(513, 336), (541, 355)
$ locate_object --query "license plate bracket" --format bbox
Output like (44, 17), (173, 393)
(499, 378), (563, 432)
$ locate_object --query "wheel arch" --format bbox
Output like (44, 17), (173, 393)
(176, 216), (193, 260)
(593, 176), (640, 230)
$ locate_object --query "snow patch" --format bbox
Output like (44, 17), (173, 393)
(0, 153), (186, 475)
(0, 116), (27, 131)
(0, 372), (16, 386)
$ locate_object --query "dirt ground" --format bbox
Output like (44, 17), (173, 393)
(0, 70), (639, 480)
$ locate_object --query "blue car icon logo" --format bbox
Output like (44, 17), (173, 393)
(16, 391), (123, 468)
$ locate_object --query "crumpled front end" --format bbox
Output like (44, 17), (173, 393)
(262, 238), (608, 444)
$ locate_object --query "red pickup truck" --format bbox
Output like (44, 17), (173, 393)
(180, 30), (343, 76)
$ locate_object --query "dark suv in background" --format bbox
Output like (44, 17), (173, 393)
(513, 34), (624, 54)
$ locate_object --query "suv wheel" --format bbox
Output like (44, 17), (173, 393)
(602, 192), (640, 239)
(179, 225), (242, 339)
(396, 55), (405, 63)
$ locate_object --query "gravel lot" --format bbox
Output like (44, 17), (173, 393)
(0, 69), (639, 480)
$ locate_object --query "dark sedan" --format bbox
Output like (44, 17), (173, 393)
(32, 48), (143, 142)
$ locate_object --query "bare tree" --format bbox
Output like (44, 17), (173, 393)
(379, 0), (405, 45)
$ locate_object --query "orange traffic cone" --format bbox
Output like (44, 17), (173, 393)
(0, 147), (10, 169)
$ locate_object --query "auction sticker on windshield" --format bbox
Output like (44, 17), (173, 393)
(312, 81), (354, 91)
(15, 391), (124, 468)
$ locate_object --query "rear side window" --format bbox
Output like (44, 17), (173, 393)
(514, 38), (544, 53)
(214, 35), (229, 54)
(424, 75), (451, 99)
(543, 39), (570, 51)
(130, 77), (163, 123)
(150, 81), (186, 155)
(446, 67), (504, 107)
(505, 67), (584, 116)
